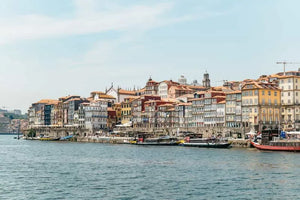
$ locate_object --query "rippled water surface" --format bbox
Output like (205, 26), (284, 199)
(1, 135), (300, 199)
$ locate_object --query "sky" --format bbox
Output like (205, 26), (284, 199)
(1, 0), (300, 113)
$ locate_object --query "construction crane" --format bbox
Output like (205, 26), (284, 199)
(276, 61), (300, 76)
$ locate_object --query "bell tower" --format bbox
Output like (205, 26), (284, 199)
(202, 71), (210, 89)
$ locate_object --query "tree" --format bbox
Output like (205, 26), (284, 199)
(27, 129), (36, 137)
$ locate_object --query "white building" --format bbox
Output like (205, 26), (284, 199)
(278, 75), (300, 130)
(82, 100), (108, 130)
(106, 85), (136, 103)
(178, 75), (187, 85)
(157, 80), (179, 99)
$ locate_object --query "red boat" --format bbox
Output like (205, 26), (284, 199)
(250, 140), (300, 152)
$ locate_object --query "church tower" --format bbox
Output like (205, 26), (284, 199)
(202, 71), (211, 89)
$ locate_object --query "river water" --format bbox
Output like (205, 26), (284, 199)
(1, 135), (300, 200)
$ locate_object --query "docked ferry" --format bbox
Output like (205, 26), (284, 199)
(250, 140), (300, 152)
(251, 131), (300, 152)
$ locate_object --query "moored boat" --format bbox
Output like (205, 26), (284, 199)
(59, 135), (73, 141)
(39, 137), (60, 141)
(181, 137), (231, 148)
(251, 131), (300, 152)
(250, 140), (300, 152)
(135, 136), (179, 146)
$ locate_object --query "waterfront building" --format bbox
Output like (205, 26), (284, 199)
(277, 75), (300, 131)
(203, 93), (226, 127)
(59, 95), (81, 125)
(157, 80), (180, 99)
(78, 102), (89, 129)
(225, 91), (242, 128)
(73, 111), (79, 127)
(106, 84), (137, 103)
(275, 69), (300, 76)
(51, 101), (63, 127)
(191, 91), (226, 128)
(107, 107), (117, 131)
(143, 100), (174, 128)
(28, 99), (59, 127)
(84, 100), (108, 131)
(176, 94), (195, 103)
(42, 105), (52, 126)
(223, 81), (242, 91)
(241, 82), (281, 132)
(175, 102), (193, 129)
(113, 103), (122, 124)
(121, 96), (139, 125)
(216, 101), (226, 127)
(135, 87), (146, 96)
(191, 92), (205, 127)
(65, 98), (86, 125)
(145, 77), (159, 95)
(132, 95), (161, 128)
(157, 104), (176, 128)
(168, 85), (193, 99)
(90, 91), (116, 106)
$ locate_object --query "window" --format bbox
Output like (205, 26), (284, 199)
(262, 91), (265, 95)
(288, 92), (290, 96)
(289, 85), (291, 90)
(254, 90), (258, 95)
(274, 91), (277, 96)
(262, 99), (265, 105)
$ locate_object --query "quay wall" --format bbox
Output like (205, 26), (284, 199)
(24, 127), (251, 147)
(25, 126), (247, 138)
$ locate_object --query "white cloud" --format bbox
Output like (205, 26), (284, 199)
(0, 1), (177, 44)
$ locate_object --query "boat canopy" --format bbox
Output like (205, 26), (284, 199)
(245, 131), (256, 135)
(286, 131), (300, 135)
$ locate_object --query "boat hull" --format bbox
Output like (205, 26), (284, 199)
(136, 142), (179, 146)
(39, 138), (60, 141)
(250, 141), (300, 152)
(181, 142), (231, 148)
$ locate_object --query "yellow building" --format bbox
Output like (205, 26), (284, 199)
(121, 96), (139, 124)
(242, 82), (281, 132)
(113, 103), (122, 124)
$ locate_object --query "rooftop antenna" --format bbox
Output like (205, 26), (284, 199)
(276, 61), (300, 76)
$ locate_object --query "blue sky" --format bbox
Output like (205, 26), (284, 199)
(1, 0), (300, 113)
